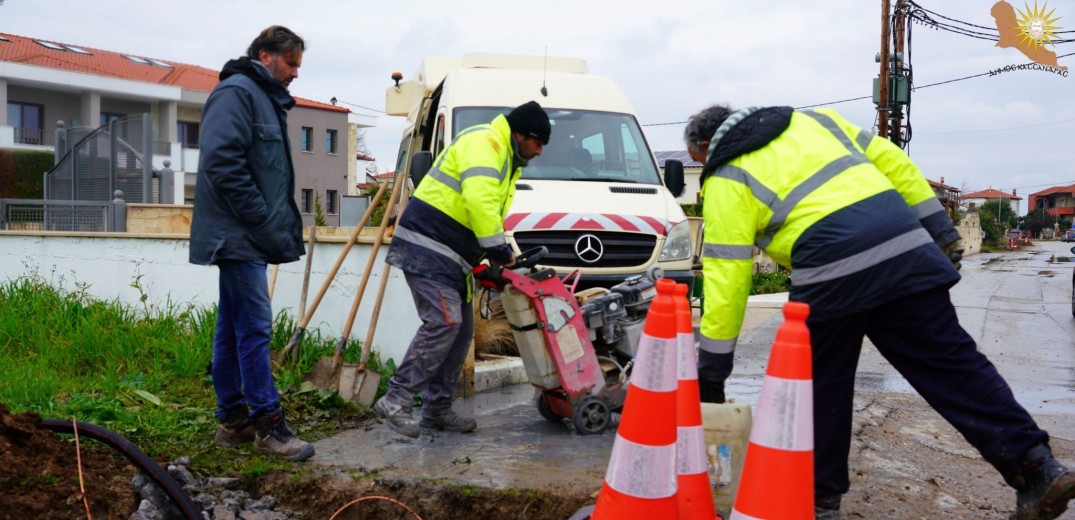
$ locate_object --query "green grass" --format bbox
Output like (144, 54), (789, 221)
(0, 272), (388, 475)
(750, 270), (791, 295)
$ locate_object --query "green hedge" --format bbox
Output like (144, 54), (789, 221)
(0, 149), (52, 198)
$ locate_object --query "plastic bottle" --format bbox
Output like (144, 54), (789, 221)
(700, 399), (753, 517)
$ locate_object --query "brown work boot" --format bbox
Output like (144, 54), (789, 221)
(1010, 444), (1075, 520)
(420, 409), (477, 433)
(254, 412), (314, 461)
(214, 406), (255, 447)
(375, 396), (420, 438)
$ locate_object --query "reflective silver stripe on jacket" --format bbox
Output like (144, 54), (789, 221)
(477, 232), (506, 248)
(699, 335), (737, 354)
(427, 167), (462, 193)
(393, 224), (473, 273)
(460, 166), (501, 182)
(855, 129), (873, 152)
(703, 243), (754, 260)
(912, 196), (945, 220)
(790, 228), (933, 285)
(711, 163), (781, 209)
(757, 154), (868, 250)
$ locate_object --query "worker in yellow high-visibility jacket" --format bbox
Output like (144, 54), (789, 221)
(377, 101), (550, 439)
(684, 104), (1072, 520)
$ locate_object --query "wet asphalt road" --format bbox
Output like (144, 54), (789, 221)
(311, 240), (1075, 489)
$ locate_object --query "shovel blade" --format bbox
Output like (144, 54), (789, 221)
(304, 358), (341, 389)
(339, 366), (381, 406)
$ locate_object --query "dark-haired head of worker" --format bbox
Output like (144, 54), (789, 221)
(246, 25), (305, 88)
(506, 101), (551, 161)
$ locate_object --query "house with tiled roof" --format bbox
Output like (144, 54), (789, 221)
(1027, 183), (1075, 220)
(0, 31), (376, 226)
(962, 188), (1021, 215)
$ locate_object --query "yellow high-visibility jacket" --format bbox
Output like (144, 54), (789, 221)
(386, 115), (521, 291)
(698, 107), (959, 357)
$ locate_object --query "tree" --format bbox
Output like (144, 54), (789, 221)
(977, 199), (1018, 247)
(313, 189), (327, 226)
(1024, 206), (1056, 238)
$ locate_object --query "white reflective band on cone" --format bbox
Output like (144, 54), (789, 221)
(604, 436), (678, 499)
(677, 332), (698, 380)
(631, 334), (678, 392)
(750, 375), (814, 451)
(730, 508), (764, 520)
(676, 425), (708, 475)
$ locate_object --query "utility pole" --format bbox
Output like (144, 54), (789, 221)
(878, 0), (891, 140)
(890, 3), (907, 148)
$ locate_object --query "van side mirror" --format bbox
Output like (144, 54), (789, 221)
(409, 151), (433, 187)
(664, 159), (685, 198)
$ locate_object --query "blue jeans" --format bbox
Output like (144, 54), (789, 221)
(384, 273), (473, 416)
(212, 260), (281, 421)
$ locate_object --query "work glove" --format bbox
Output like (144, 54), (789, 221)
(471, 264), (503, 291)
(941, 239), (964, 271)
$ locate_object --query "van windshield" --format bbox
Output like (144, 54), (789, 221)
(453, 107), (662, 185)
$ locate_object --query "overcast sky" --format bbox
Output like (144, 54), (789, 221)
(3, 0), (1072, 212)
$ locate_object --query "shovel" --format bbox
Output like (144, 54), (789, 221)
(267, 264), (280, 301)
(304, 170), (406, 392)
(297, 224), (318, 320)
(275, 180), (390, 366)
(337, 182), (410, 405)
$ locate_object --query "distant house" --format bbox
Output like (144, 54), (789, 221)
(1027, 184), (1075, 220)
(962, 188), (1021, 215)
(0, 31), (376, 226)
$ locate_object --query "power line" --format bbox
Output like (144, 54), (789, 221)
(641, 52), (1073, 129)
(329, 97), (385, 114)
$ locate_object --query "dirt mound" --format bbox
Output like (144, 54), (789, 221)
(0, 403), (139, 519)
(254, 470), (594, 520)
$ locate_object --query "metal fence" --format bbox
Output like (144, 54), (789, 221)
(46, 113), (155, 204)
(0, 196), (127, 232)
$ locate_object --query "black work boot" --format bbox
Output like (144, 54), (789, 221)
(699, 383), (726, 404)
(214, 405), (255, 447)
(1009, 444), (1075, 520)
(815, 494), (843, 520)
(254, 412), (315, 462)
(421, 409), (477, 433)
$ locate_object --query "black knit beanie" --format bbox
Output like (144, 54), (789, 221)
(506, 101), (551, 145)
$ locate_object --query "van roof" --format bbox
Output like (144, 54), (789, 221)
(442, 67), (635, 114)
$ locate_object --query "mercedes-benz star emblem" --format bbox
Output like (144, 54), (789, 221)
(574, 234), (604, 264)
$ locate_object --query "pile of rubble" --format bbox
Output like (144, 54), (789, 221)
(129, 457), (298, 520)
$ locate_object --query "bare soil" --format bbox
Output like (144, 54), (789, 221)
(4, 390), (1073, 519)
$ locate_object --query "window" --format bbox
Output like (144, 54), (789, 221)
(177, 121), (199, 148)
(34, 40), (67, 51)
(300, 127), (312, 152)
(123, 55), (151, 64)
(65, 46), (92, 55)
(7, 101), (44, 144)
(100, 112), (123, 127)
(326, 190), (338, 214)
(325, 129), (337, 154)
(301, 189), (313, 213)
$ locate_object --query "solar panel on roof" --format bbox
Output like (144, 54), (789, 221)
(34, 40), (67, 51)
(65, 46), (92, 55)
(123, 55), (150, 64)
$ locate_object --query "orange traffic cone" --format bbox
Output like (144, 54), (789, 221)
(730, 301), (813, 519)
(592, 278), (680, 519)
(674, 283), (721, 520)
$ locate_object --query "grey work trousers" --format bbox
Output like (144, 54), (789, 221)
(384, 273), (473, 416)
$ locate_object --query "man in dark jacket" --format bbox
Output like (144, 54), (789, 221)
(685, 104), (1073, 519)
(189, 26), (313, 461)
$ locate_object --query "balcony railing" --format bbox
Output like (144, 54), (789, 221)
(13, 127), (53, 146)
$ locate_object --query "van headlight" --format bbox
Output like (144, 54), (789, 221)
(659, 220), (692, 262)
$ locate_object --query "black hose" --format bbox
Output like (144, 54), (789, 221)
(40, 418), (202, 520)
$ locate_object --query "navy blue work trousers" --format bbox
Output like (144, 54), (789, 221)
(811, 286), (1048, 498)
(384, 273), (474, 416)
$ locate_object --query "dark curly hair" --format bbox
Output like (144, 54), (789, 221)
(683, 104), (734, 149)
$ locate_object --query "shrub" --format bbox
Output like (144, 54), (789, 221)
(0, 149), (53, 198)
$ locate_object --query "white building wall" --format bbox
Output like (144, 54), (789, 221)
(0, 233), (420, 365)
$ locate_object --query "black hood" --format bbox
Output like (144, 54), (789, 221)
(701, 106), (794, 183)
(218, 57), (295, 110)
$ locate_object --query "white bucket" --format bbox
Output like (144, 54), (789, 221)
(700, 400), (753, 517)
